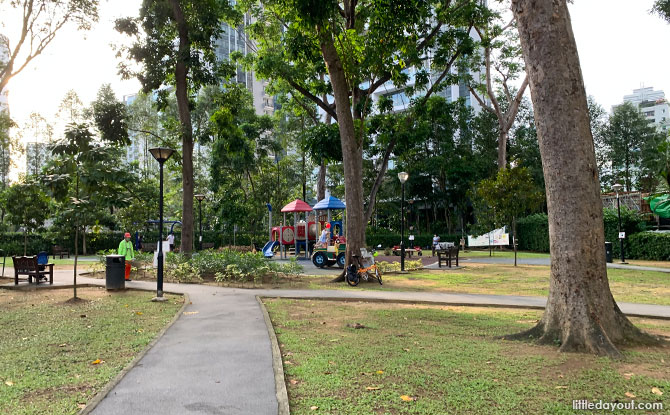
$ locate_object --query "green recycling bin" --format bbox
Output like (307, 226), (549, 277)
(106, 255), (125, 290)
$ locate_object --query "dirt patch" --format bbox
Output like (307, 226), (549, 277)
(0, 286), (116, 310)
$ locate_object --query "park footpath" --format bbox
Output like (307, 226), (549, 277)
(3, 265), (670, 415)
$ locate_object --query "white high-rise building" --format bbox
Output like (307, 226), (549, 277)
(622, 87), (670, 133)
(214, 18), (274, 116)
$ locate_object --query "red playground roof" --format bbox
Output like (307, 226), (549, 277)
(281, 199), (313, 212)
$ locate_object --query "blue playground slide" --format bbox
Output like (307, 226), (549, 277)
(262, 240), (279, 258)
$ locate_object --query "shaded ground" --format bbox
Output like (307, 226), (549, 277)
(265, 299), (670, 415)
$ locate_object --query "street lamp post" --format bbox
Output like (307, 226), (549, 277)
(195, 194), (205, 251)
(149, 147), (175, 301)
(612, 183), (626, 263)
(398, 172), (409, 272)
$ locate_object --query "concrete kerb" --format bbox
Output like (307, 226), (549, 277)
(256, 296), (290, 415)
(79, 290), (190, 415)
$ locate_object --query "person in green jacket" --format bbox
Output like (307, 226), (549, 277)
(118, 232), (135, 281)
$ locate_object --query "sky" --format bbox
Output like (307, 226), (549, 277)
(2, 0), (670, 142)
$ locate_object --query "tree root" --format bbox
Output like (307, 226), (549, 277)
(502, 315), (667, 359)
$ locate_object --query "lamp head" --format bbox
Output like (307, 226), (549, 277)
(149, 147), (175, 163)
(612, 183), (623, 193)
(398, 171), (409, 184)
(195, 194), (206, 202)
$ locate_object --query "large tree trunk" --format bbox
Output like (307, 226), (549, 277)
(497, 129), (509, 171)
(171, 0), (194, 253)
(319, 34), (365, 276)
(508, 0), (660, 357)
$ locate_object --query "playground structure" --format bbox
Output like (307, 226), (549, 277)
(262, 195), (346, 262)
(310, 195), (347, 268)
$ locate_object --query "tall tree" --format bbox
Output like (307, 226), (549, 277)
(244, 0), (484, 267)
(653, 0), (670, 22)
(601, 102), (662, 192)
(47, 122), (132, 299)
(0, 0), (98, 94)
(465, 7), (529, 170)
(115, 0), (237, 253)
(56, 90), (86, 125)
(508, 0), (660, 357)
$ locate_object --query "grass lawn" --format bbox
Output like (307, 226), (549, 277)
(265, 299), (670, 415)
(0, 287), (183, 415)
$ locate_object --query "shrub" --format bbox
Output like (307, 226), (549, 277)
(166, 249), (303, 283)
(628, 232), (670, 260)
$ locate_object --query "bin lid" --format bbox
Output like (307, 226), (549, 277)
(106, 254), (124, 258)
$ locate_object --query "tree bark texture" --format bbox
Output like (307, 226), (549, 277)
(170, 0), (194, 253)
(509, 0), (659, 356)
(319, 34), (365, 270)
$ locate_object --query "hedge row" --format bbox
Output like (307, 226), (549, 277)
(365, 231), (462, 249)
(628, 232), (670, 260)
(515, 209), (664, 260)
(0, 230), (260, 256)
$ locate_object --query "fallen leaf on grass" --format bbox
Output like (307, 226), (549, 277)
(376, 370), (384, 374)
(400, 395), (415, 402)
(346, 323), (366, 329)
(77, 403), (86, 409)
(183, 311), (199, 315)
(80, 314), (87, 318)
(623, 372), (634, 379)
(135, 312), (143, 315)
(124, 304), (129, 307)
(59, 344), (67, 347)
(403, 348), (410, 352)
(310, 406), (318, 410)
(91, 359), (104, 365)
(5, 381), (13, 386)
(366, 386), (381, 391)
(652, 387), (663, 396)
(625, 392), (636, 398)
(555, 386), (568, 389)
(290, 380), (299, 385)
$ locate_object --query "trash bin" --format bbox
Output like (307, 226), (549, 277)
(605, 242), (613, 263)
(106, 255), (125, 290)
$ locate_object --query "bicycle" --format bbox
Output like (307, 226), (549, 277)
(346, 249), (382, 286)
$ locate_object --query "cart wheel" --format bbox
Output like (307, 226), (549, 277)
(336, 253), (346, 268)
(312, 252), (327, 268)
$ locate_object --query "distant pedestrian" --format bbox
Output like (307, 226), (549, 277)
(432, 234), (440, 256)
(167, 232), (175, 252)
(118, 232), (135, 281)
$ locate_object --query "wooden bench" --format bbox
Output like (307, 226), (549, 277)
(12, 256), (54, 285)
(436, 246), (460, 268)
(51, 245), (70, 259)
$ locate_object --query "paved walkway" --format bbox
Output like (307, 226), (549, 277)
(3, 266), (670, 414)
